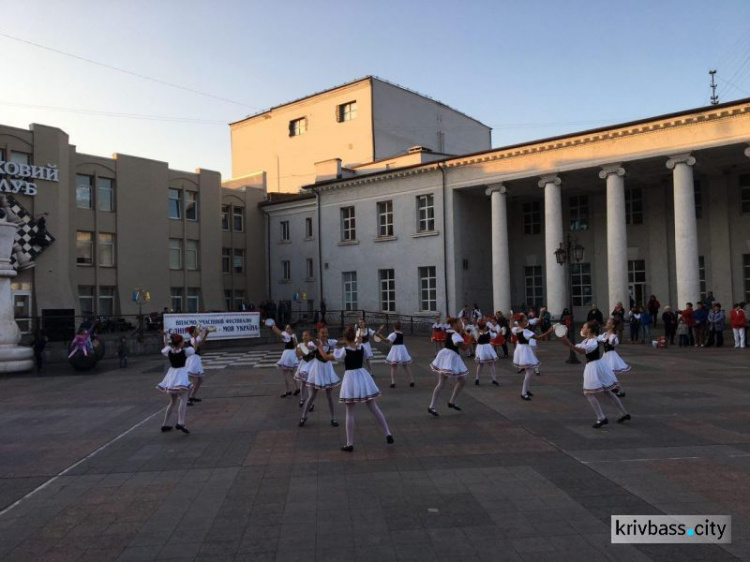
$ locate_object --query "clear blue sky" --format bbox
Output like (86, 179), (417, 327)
(2, 0), (749, 178)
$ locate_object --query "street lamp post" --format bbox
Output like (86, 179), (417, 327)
(554, 234), (584, 364)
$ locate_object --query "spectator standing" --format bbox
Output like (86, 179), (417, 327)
(662, 307), (677, 346)
(31, 330), (48, 373)
(560, 308), (572, 329)
(647, 295), (660, 327)
(702, 291), (715, 310)
(628, 307), (640, 343)
(117, 337), (130, 368)
(680, 303), (695, 346)
(730, 303), (747, 348)
(539, 306), (552, 341)
(707, 303), (726, 347)
(587, 304), (604, 325)
(692, 302), (708, 347)
(494, 311), (510, 358)
(320, 299), (327, 324)
(677, 317), (689, 347)
(611, 302), (626, 341)
(640, 307), (652, 344)
(472, 303), (482, 322)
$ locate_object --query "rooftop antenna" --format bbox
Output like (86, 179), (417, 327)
(709, 70), (719, 105)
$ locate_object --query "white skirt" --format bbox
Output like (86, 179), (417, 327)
(430, 349), (468, 377)
(339, 368), (381, 403)
(602, 350), (631, 373)
(276, 349), (299, 370)
(185, 354), (204, 377)
(513, 344), (540, 369)
(156, 367), (192, 393)
(294, 359), (312, 381)
(361, 341), (373, 359)
(474, 343), (498, 364)
(583, 359), (620, 394)
(386, 344), (412, 365)
(305, 359), (341, 390)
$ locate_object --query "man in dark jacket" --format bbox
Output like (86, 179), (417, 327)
(587, 304), (604, 325)
(662, 306), (677, 346)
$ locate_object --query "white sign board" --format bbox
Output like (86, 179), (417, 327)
(163, 312), (260, 340)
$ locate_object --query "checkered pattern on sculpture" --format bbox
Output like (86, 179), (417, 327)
(6, 195), (55, 268)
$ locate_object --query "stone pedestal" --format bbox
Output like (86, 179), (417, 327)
(0, 221), (34, 372)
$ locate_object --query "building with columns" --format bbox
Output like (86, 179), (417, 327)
(262, 97), (750, 321)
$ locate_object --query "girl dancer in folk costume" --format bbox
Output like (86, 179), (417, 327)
(474, 320), (499, 386)
(294, 330), (317, 410)
(599, 318), (629, 397)
(299, 326), (340, 427)
(356, 318), (376, 373)
(157, 332), (193, 434)
(428, 317), (470, 415)
(559, 321), (631, 428)
(185, 325), (209, 406)
(271, 323), (301, 398)
(378, 322), (415, 388)
(513, 314), (552, 401)
(431, 315), (447, 354)
(336, 326), (394, 452)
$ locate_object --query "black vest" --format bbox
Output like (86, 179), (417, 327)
(603, 338), (615, 353)
(360, 330), (369, 343)
(585, 343), (601, 363)
(477, 333), (491, 345)
(284, 338), (295, 350)
(393, 332), (404, 345)
(315, 343), (332, 363)
(301, 345), (316, 362)
(445, 332), (460, 353)
(516, 330), (529, 344)
(168, 349), (187, 368)
(344, 347), (365, 370)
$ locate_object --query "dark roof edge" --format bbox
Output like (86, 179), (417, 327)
(258, 192), (316, 208)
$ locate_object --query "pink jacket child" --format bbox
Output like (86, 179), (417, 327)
(68, 330), (89, 358)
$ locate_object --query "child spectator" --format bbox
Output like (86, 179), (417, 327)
(677, 317), (689, 347)
(117, 337), (130, 368)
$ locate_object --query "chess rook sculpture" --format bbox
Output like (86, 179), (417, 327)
(0, 196), (34, 372)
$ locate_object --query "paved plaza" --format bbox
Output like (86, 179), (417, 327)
(0, 339), (749, 561)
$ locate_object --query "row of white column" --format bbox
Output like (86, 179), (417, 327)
(486, 153), (700, 317)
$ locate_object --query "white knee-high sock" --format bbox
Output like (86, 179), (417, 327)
(345, 404), (355, 446)
(177, 391), (189, 425)
(605, 391), (628, 415)
(522, 369), (534, 395)
(450, 376), (466, 403)
(325, 389), (336, 420)
(163, 394), (178, 425)
(366, 401), (391, 435)
(490, 363), (497, 382)
(302, 388), (318, 417)
(586, 394), (606, 420)
(430, 375), (446, 409)
(475, 363), (482, 380)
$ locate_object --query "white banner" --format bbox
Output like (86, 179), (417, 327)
(163, 312), (260, 340)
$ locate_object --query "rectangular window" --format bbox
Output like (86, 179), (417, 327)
(76, 175), (93, 209)
(343, 271), (358, 310)
(170, 287), (183, 312)
(169, 239), (182, 270)
(524, 266), (544, 309)
(224, 289), (232, 311)
(187, 288), (200, 313)
(282, 260), (291, 281)
(97, 177), (115, 211)
(76, 231), (94, 265)
(99, 286), (116, 316)
(9, 151), (30, 165)
(185, 191), (198, 221)
(234, 290), (245, 311)
(78, 286), (95, 315)
(306, 258), (314, 279)
(221, 205), (230, 230)
(523, 201), (541, 235)
(185, 240), (199, 270)
(741, 175), (750, 214)
(233, 249), (244, 273)
(379, 269), (396, 312)
(625, 188), (643, 225)
(233, 207), (244, 232)
(417, 194), (435, 232)
(418, 266), (437, 312)
(694, 180), (703, 220)
(569, 195), (589, 231)
(305, 217), (313, 238)
(168, 188), (181, 219)
(571, 263), (593, 307)
(628, 259), (647, 306)
(338, 101), (358, 122)
(698, 255), (707, 300)
(280, 220), (290, 241)
(341, 206), (356, 241)
(377, 200), (394, 237)
(98, 233), (115, 267)
(222, 248), (231, 274)
(289, 117), (307, 136)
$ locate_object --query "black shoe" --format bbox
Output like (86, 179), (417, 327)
(447, 402), (462, 411)
(280, 391), (292, 398)
(191, 397), (202, 403)
(160, 426), (173, 432)
(409, 382), (415, 388)
(427, 407), (439, 416)
(309, 404), (315, 412)
(341, 445), (354, 452)
(535, 371), (541, 376)
(517, 368), (524, 374)
(187, 401), (195, 407)
(298, 418), (307, 427)
(386, 435), (394, 444)
(491, 380), (499, 386)
(592, 419), (609, 429)
(298, 401), (304, 408)
(389, 383), (396, 388)
(293, 388), (300, 396)
(175, 424), (190, 434)
(331, 420), (339, 427)
(617, 414), (631, 424)
(521, 394), (531, 401)
(475, 379), (479, 386)
(527, 391), (534, 397)
(616, 391), (626, 398)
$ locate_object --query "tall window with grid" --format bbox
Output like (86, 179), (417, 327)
(379, 269), (396, 312)
(377, 201), (394, 237)
(418, 266), (437, 312)
(524, 266), (544, 309)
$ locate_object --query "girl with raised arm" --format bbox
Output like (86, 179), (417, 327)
(299, 326), (340, 428)
(428, 317), (469, 415)
(157, 332), (193, 434)
(271, 323), (301, 398)
(185, 325), (209, 406)
(512, 314), (552, 401)
(378, 322), (415, 388)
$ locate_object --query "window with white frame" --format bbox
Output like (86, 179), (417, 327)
(289, 117), (307, 136)
(76, 231), (94, 265)
(379, 269), (396, 312)
(280, 221), (290, 241)
(78, 286), (95, 315)
(377, 200), (394, 237)
(524, 266), (544, 309)
(222, 248), (231, 274)
(282, 260), (291, 281)
(625, 188), (643, 225)
(185, 191), (198, 221)
(185, 240), (199, 270)
(98, 233), (115, 267)
(169, 239), (182, 270)
(99, 286), (116, 316)
(97, 177), (115, 212)
(170, 287), (183, 312)
(9, 151), (30, 164)
(233, 249), (244, 273)
(305, 217), (313, 238)
(699, 255), (707, 300)
(418, 266), (437, 312)
(187, 288), (200, 313)
(233, 206), (244, 232)
(306, 258), (314, 279)
(523, 201), (541, 235)
(417, 194), (435, 232)
(569, 195), (588, 231)
(76, 175), (93, 209)
(168, 188), (181, 219)
(343, 271), (358, 310)
(341, 206), (356, 241)
(221, 205), (230, 230)
(571, 263), (593, 306)
(337, 101), (357, 122)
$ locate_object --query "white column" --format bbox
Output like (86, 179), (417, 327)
(486, 184), (511, 312)
(538, 175), (566, 316)
(599, 164), (629, 314)
(666, 153), (699, 309)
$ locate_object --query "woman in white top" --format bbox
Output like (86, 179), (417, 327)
(271, 323), (301, 398)
(378, 322), (414, 388)
(599, 318), (629, 398)
(512, 314), (552, 401)
(294, 330), (318, 409)
(473, 320), (499, 386)
(185, 325), (209, 406)
(157, 332), (194, 434)
(299, 326), (340, 428)
(356, 318), (376, 373)
(559, 320), (631, 428)
(428, 317), (469, 415)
